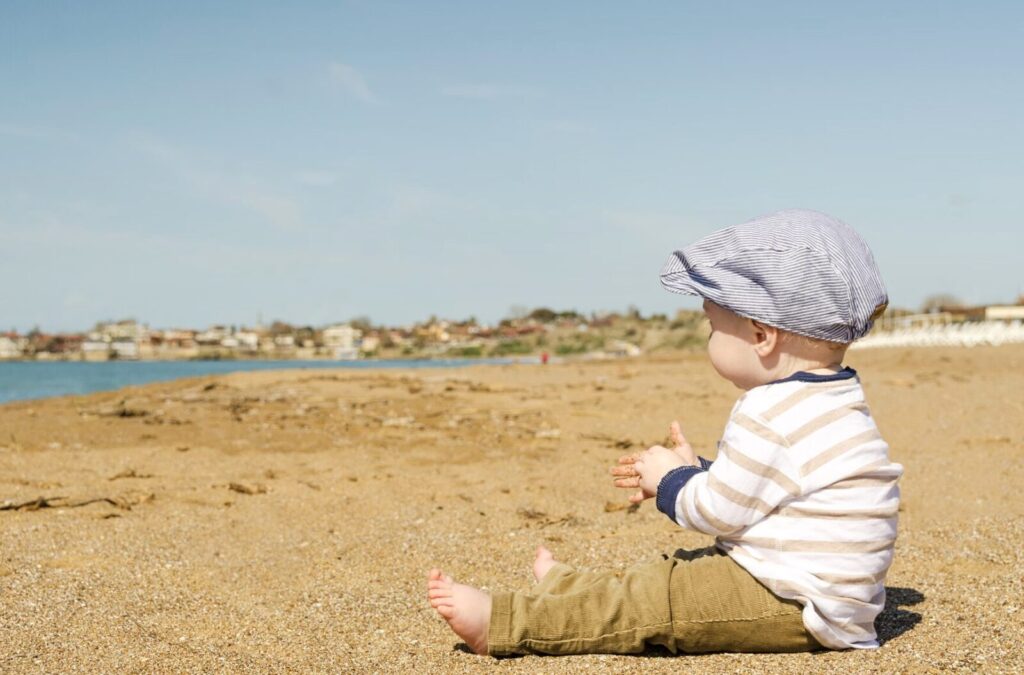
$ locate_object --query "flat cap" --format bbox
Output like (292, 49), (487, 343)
(660, 209), (888, 343)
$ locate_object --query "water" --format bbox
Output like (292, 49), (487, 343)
(0, 358), (521, 404)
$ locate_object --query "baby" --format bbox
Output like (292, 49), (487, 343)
(428, 209), (901, 656)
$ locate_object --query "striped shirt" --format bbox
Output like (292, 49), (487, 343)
(657, 368), (902, 649)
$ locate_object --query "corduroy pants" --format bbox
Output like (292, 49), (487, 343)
(488, 547), (821, 655)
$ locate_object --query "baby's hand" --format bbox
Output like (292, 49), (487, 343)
(611, 452), (646, 502)
(668, 420), (698, 467)
(633, 446), (687, 503)
(611, 420), (698, 503)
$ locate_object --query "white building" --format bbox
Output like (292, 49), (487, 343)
(0, 336), (21, 359)
(986, 305), (1024, 322)
(323, 324), (362, 360)
(97, 320), (147, 342)
(196, 326), (231, 345)
(82, 339), (110, 361)
(110, 339), (139, 360)
(234, 330), (261, 352)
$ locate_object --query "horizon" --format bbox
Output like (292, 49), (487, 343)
(9, 292), (1023, 338)
(3, 1), (1022, 333)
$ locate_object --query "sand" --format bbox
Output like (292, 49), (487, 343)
(1, 345), (1022, 673)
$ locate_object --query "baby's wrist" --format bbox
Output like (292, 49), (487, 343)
(655, 465), (706, 522)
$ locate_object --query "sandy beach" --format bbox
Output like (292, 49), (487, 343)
(1, 345), (1022, 673)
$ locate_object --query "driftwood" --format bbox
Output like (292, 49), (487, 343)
(0, 492), (155, 512)
(228, 482), (267, 495)
(108, 468), (154, 481)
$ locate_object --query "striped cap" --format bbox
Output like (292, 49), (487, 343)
(660, 209), (888, 343)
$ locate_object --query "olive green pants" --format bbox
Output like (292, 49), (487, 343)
(488, 547), (821, 656)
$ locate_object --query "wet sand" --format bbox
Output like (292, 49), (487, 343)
(1, 346), (1022, 673)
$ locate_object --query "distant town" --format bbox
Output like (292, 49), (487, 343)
(2, 296), (1023, 362)
(0, 307), (691, 362)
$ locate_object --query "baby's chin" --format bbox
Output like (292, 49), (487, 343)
(711, 364), (761, 390)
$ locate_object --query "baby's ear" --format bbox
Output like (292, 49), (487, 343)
(750, 319), (780, 356)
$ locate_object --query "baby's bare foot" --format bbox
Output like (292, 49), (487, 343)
(533, 545), (558, 582)
(427, 569), (491, 655)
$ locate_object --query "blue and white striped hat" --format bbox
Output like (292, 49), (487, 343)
(660, 209), (888, 343)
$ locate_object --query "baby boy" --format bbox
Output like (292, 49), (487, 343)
(428, 209), (902, 656)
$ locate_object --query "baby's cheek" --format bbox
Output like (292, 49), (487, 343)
(706, 335), (729, 371)
(707, 336), (749, 387)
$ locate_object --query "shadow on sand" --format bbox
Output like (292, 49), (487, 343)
(876, 586), (924, 645)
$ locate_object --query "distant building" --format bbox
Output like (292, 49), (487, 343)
(359, 335), (380, 354)
(234, 330), (260, 352)
(323, 324), (362, 360)
(145, 329), (198, 359)
(0, 335), (21, 359)
(82, 338), (110, 361)
(985, 305), (1024, 322)
(149, 329), (197, 350)
(45, 334), (83, 356)
(97, 319), (147, 342)
(110, 339), (139, 360)
(196, 326), (230, 346)
(259, 336), (277, 354)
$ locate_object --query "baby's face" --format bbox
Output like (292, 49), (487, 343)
(702, 299), (765, 390)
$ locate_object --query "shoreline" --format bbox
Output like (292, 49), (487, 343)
(0, 355), (536, 406)
(3, 341), (1021, 406)
(0, 353), (536, 364)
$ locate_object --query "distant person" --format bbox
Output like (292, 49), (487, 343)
(540, 351), (549, 365)
(427, 209), (900, 656)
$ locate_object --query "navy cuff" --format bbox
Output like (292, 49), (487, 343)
(698, 456), (714, 470)
(656, 465), (705, 522)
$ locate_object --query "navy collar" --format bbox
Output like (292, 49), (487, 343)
(769, 366), (857, 385)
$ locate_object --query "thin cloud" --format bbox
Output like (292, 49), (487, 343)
(441, 83), (539, 100)
(0, 122), (79, 142)
(127, 132), (187, 164)
(295, 170), (339, 187)
(234, 191), (302, 230)
(538, 119), (595, 134)
(601, 210), (699, 242)
(390, 185), (450, 220)
(127, 131), (304, 230)
(328, 62), (377, 103)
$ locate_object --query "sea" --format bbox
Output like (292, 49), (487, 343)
(0, 358), (521, 405)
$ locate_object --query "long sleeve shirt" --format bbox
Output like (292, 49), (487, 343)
(656, 368), (902, 650)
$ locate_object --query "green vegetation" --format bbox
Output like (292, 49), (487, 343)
(670, 310), (705, 330)
(489, 339), (533, 356)
(526, 307), (583, 323)
(554, 333), (606, 355)
(673, 333), (707, 349)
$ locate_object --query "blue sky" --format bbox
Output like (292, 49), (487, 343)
(2, 1), (1021, 332)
